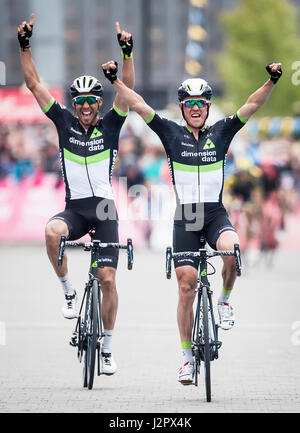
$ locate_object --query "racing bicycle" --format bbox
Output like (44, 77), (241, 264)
(58, 230), (133, 390)
(165, 236), (241, 402)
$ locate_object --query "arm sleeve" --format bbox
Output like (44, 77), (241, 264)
(43, 97), (74, 129)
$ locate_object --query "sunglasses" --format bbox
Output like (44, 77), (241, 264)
(73, 96), (100, 105)
(182, 99), (210, 108)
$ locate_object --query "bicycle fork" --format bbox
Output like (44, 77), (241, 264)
(199, 250), (222, 358)
(192, 255), (222, 386)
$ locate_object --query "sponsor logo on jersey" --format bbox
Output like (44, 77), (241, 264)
(70, 127), (83, 135)
(181, 150), (216, 157)
(181, 142), (194, 147)
(90, 127), (103, 139)
(69, 136), (104, 151)
(110, 149), (118, 179)
(203, 138), (215, 149)
(181, 149), (217, 162)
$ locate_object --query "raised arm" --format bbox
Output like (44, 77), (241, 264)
(102, 61), (153, 122)
(18, 13), (53, 111)
(238, 62), (282, 121)
(114, 21), (135, 113)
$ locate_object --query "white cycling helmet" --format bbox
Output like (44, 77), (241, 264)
(178, 78), (212, 101)
(70, 75), (103, 98)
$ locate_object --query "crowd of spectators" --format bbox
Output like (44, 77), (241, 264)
(0, 122), (61, 185)
(1, 114), (300, 250)
(1, 117), (300, 198)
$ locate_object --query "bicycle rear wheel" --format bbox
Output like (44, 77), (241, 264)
(83, 279), (99, 390)
(201, 286), (211, 402)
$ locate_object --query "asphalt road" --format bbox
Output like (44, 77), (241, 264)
(0, 245), (300, 413)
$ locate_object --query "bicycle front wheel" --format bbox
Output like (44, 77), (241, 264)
(201, 286), (211, 402)
(83, 279), (99, 390)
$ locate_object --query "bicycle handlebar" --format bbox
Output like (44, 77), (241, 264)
(172, 250), (235, 258)
(57, 236), (134, 270)
(64, 240), (129, 249)
(166, 243), (242, 279)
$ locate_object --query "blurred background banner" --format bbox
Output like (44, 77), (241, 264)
(0, 0), (300, 255)
(0, 174), (65, 241)
(0, 87), (63, 123)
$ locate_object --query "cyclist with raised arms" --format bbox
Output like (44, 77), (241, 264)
(101, 59), (282, 384)
(18, 14), (135, 376)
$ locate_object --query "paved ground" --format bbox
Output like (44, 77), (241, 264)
(0, 244), (300, 413)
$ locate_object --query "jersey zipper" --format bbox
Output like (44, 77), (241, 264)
(196, 136), (201, 203)
(84, 129), (95, 196)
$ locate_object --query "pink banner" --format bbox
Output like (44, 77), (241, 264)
(0, 87), (64, 123)
(0, 175), (147, 246)
(0, 174), (299, 249)
(0, 174), (65, 241)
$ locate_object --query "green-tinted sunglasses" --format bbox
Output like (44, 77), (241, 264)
(73, 95), (100, 105)
(182, 99), (210, 108)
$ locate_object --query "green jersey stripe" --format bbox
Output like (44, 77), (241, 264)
(64, 148), (110, 165)
(236, 110), (247, 124)
(145, 110), (156, 124)
(42, 97), (55, 113)
(173, 160), (223, 173)
(113, 104), (129, 117)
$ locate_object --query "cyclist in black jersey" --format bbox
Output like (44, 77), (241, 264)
(18, 14), (135, 375)
(102, 59), (282, 384)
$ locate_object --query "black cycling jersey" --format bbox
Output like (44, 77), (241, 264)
(145, 110), (247, 205)
(144, 109), (246, 259)
(43, 97), (128, 201)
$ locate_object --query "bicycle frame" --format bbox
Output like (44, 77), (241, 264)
(166, 236), (241, 401)
(193, 238), (221, 368)
(58, 233), (133, 389)
(72, 240), (103, 372)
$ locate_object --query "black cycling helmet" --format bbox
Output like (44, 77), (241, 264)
(70, 75), (103, 98)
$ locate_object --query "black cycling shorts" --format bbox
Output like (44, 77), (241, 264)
(173, 203), (236, 270)
(49, 197), (119, 268)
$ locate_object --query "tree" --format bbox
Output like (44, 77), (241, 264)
(217, 0), (300, 116)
